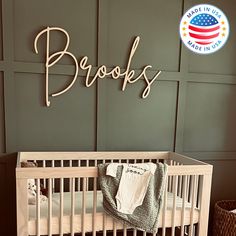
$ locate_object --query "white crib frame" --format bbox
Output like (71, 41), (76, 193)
(16, 151), (213, 236)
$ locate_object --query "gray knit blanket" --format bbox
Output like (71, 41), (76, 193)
(98, 162), (167, 233)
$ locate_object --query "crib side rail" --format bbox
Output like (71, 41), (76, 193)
(18, 151), (170, 162)
(16, 164), (212, 179)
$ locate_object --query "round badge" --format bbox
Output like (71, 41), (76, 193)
(179, 4), (230, 54)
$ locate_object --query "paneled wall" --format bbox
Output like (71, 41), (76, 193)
(0, 0), (236, 234)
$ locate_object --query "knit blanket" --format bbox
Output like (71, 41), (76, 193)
(98, 162), (167, 233)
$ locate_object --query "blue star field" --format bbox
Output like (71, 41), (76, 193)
(190, 14), (218, 26)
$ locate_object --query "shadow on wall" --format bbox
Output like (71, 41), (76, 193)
(207, 159), (236, 234)
(0, 153), (17, 236)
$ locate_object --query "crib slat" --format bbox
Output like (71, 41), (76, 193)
(82, 177), (87, 236)
(189, 176), (193, 204)
(181, 175), (187, 236)
(71, 177), (75, 236)
(48, 178), (52, 236)
(69, 160), (72, 192)
(60, 178), (64, 236)
(52, 160), (55, 192)
(77, 160), (81, 191)
(113, 219), (117, 236)
(177, 163), (182, 196)
(162, 177), (168, 236)
(43, 160), (46, 187)
(93, 178), (97, 236)
(179, 174), (183, 196)
(103, 213), (107, 236)
(186, 175), (190, 202)
(36, 178), (40, 236)
(169, 161), (173, 192)
(171, 175), (178, 236)
(123, 224), (127, 236)
(196, 176), (199, 208)
(189, 175), (197, 236)
(86, 160), (89, 191)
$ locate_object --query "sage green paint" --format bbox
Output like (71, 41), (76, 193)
(14, 0), (97, 65)
(13, 73), (96, 151)
(97, 79), (178, 151)
(99, 0), (182, 71)
(184, 82), (236, 152)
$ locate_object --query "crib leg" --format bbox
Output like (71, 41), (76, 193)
(16, 179), (28, 236)
(197, 174), (212, 236)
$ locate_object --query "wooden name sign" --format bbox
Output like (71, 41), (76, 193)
(34, 27), (162, 107)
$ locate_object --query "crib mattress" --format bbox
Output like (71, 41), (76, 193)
(28, 191), (199, 235)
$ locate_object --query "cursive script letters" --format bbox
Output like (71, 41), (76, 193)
(34, 27), (161, 106)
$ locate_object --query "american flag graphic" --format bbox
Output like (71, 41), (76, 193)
(188, 13), (220, 45)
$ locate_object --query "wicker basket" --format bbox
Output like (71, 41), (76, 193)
(213, 200), (236, 236)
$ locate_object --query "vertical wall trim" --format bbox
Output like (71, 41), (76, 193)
(95, 0), (101, 151)
(173, 81), (179, 152)
(174, 82), (187, 153)
(179, 0), (189, 74)
(96, 0), (104, 151)
(177, 0), (185, 73)
(2, 0), (17, 152)
(174, 0), (188, 153)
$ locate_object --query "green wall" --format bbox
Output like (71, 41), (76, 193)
(0, 0), (236, 234)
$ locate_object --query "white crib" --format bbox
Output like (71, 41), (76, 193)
(16, 151), (213, 236)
